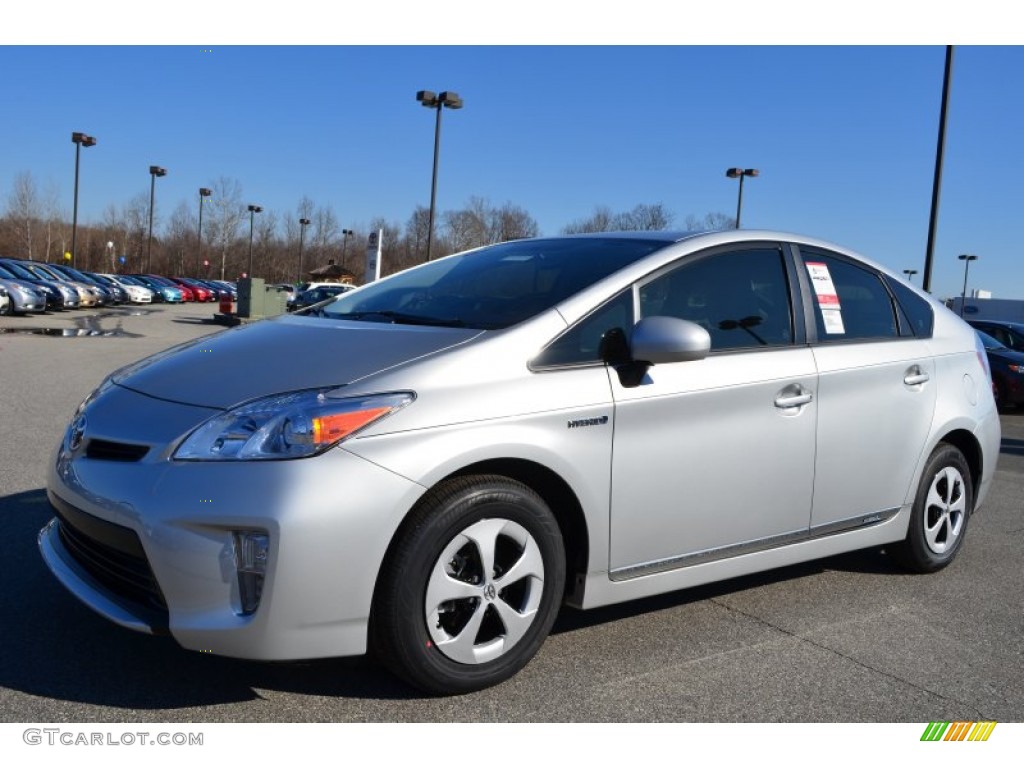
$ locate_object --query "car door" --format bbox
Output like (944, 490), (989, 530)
(795, 247), (937, 532)
(607, 245), (818, 576)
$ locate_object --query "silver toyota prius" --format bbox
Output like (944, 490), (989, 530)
(40, 230), (1001, 694)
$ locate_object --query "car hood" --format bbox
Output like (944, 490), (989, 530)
(113, 314), (484, 409)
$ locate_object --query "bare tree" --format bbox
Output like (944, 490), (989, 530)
(491, 201), (539, 242)
(615, 203), (674, 231)
(5, 171), (39, 260)
(561, 205), (616, 234)
(311, 204), (339, 267)
(684, 211), (735, 231)
(405, 206), (431, 263)
(204, 177), (245, 280)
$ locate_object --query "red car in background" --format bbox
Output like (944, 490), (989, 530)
(171, 277), (213, 302)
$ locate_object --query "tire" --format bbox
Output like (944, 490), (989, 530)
(371, 475), (565, 694)
(890, 443), (972, 573)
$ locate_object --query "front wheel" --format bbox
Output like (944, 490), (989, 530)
(371, 475), (565, 694)
(889, 443), (972, 573)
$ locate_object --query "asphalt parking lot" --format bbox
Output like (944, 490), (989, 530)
(1, 303), (1022, 722)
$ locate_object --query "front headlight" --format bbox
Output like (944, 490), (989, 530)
(173, 390), (414, 461)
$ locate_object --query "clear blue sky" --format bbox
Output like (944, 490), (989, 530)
(1, 41), (1022, 300)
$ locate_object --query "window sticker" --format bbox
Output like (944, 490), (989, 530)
(805, 261), (845, 334)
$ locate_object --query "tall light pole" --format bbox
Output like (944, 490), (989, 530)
(958, 253), (978, 317)
(297, 217), (311, 283)
(247, 204), (262, 278)
(416, 89), (463, 261)
(924, 46), (954, 293)
(146, 165), (167, 273)
(196, 187), (211, 276)
(341, 228), (353, 270)
(70, 132), (97, 266)
(725, 168), (759, 229)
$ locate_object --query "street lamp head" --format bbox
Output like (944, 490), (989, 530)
(199, 187), (212, 197)
(342, 228), (354, 236)
(72, 132), (97, 147)
(726, 167), (759, 178)
(417, 89), (463, 109)
(248, 205), (263, 214)
(299, 217), (311, 226)
(439, 91), (463, 109)
(958, 253), (978, 262)
(149, 166), (167, 177)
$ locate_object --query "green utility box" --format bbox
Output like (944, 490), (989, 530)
(237, 279), (288, 319)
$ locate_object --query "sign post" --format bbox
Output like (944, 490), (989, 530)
(364, 229), (383, 284)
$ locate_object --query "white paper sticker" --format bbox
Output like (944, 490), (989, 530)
(822, 309), (846, 334)
(806, 262), (845, 334)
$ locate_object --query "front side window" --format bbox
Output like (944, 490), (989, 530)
(639, 248), (794, 351)
(802, 251), (898, 341)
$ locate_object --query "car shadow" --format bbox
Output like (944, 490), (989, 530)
(1, 487), (903, 709)
(550, 547), (899, 636)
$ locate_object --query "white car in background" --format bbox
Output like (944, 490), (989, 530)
(99, 274), (154, 304)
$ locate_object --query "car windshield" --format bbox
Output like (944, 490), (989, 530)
(976, 330), (1006, 350)
(317, 237), (671, 329)
(1, 261), (38, 280)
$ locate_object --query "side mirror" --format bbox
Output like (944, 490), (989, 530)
(630, 316), (711, 364)
(606, 316), (709, 388)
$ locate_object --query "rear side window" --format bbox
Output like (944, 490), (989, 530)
(801, 252), (898, 341)
(884, 276), (934, 338)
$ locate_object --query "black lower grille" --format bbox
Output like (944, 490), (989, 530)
(50, 494), (168, 623)
(85, 438), (149, 462)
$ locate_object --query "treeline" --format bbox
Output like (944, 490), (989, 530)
(0, 171), (734, 282)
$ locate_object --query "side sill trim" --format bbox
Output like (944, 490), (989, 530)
(609, 507), (900, 582)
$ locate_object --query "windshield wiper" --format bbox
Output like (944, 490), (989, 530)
(327, 310), (468, 328)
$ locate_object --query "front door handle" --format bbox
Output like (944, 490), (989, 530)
(904, 366), (930, 387)
(775, 385), (813, 409)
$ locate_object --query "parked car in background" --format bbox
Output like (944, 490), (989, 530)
(0, 258), (81, 310)
(90, 273), (134, 304)
(46, 263), (117, 306)
(0, 285), (8, 315)
(130, 275), (183, 303)
(0, 276), (46, 314)
(40, 230), (1000, 695)
(21, 262), (102, 308)
(967, 319), (1024, 353)
(287, 284), (353, 311)
(173, 277), (215, 302)
(99, 274), (154, 304)
(84, 271), (128, 304)
(0, 261), (65, 311)
(975, 328), (1024, 410)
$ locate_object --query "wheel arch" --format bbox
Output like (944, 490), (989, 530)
(935, 428), (983, 507)
(372, 458), (590, 616)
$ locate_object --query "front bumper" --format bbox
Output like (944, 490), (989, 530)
(41, 384), (425, 661)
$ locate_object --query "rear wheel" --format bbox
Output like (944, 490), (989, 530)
(889, 443), (972, 573)
(372, 475), (565, 694)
